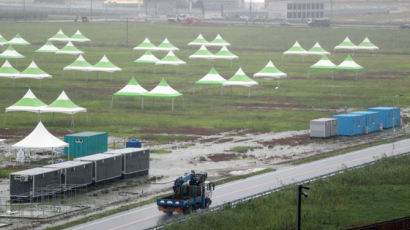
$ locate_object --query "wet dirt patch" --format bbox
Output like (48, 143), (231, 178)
(208, 153), (238, 162)
(0, 128), (70, 139)
(237, 103), (307, 109)
(214, 138), (234, 144)
(258, 134), (313, 147)
(323, 96), (342, 101)
(200, 137), (221, 143)
(234, 138), (252, 143)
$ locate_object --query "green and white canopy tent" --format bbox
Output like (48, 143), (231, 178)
(91, 55), (122, 80)
(155, 51), (186, 66)
(188, 34), (209, 46)
(63, 55), (94, 80)
(222, 68), (258, 97)
(144, 78), (183, 112)
(133, 38), (158, 51)
(6, 34), (30, 46)
(0, 34), (8, 46)
(17, 61), (52, 86)
(214, 46), (238, 60)
(56, 41), (84, 55)
(253, 60), (287, 79)
(189, 45), (215, 59)
(336, 55), (364, 80)
(208, 34), (231, 47)
(133, 50), (159, 64)
(357, 37), (379, 51)
(5, 89), (47, 122)
(35, 41), (59, 53)
(195, 67), (226, 85)
(283, 41), (307, 55)
(0, 60), (20, 78)
(0, 46), (25, 60)
(48, 29), (71, 42)
(70, 30), (91, 43)
(156, 38), (179, 51)
(41, 91), (87, 126)
(63, 55), (93, 71)
(112, 77), (148, 109)
(309, 55), (337, 79)
(334, 36), (357, 51)
(307, 42), (330, 55)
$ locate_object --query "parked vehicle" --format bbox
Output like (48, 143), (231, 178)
(157, 171), (215, 215)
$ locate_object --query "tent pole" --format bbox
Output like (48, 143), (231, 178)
(110, 72), (113, 81)
(356, 71), (358, 81)
(71, 115), (74, 127)
(111, 96), (114, 109)
(141, 97), (144, 110)
(332, 70), (334, 80)
(38, 112), (40, 122)
(248, 87), (250, 98)
(13, 78), (15, 88)
(86, 112), (89, 125)
(53, 113), (55, 123)
(40, 79), (42, 89)
(3, 112), (7, 125)
(172, 98), (174, 112)
(182, 96), (185, 110)
(220, 86), (223, 96)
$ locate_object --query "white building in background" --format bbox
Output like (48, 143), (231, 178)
(266, 0), (325, 20)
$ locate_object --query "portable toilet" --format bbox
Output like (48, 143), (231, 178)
(351, 111), (381, 133)
(367, 107), (400, 129)
(64, 132), (108, 158)
(331, 113), (366, 136)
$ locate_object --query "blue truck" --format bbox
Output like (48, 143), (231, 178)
(157, 171), (215, 215)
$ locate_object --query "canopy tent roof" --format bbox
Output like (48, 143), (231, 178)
(12, 121), (68, 149)
(336, 55), (363, 70)
(92, 55), (122, 72)
(63, 55), (94, 71)
(310, 55), (337, 69)
(188, 34), (209, 46)
(0, 46), (25, 59)
(41, 91), (87, 114)
(133, 50), (159, 64)
(56, 41), (84, 55)
(307, 42), (330, 55)
(195, 67), (226, 85)
(6, 89), (47, 113)
(7, 34), (30, 46)
(113, 77), (147, 96)
(155, 51), (186, 66)
(283, 41), (307, 55)
(223, 68), (258, 87)
(0, 34), (8, 46)
(144, 78), (182, 98)
(214, 46), (238, 60)
(35, 41), (59, 53)
(253, 60), (287, 78)
(357, 37), (379, 50)
(189, 45), (215, 59)
(334, 36), (357, 50)
(70, 30), (91, 43)
(0, 60), (20, 78)
(17, 61), (52, 79)
(48, 29), (71, 42)
(156, 38), (179, 51)
(208, 34), (231, 47)
(133, 38), (157, 51)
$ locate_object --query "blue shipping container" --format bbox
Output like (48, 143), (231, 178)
(126, 139), (142, 148)
(351, 111), (381, 133)
(367, 107), (400, 129)
(64, 132), (108, 157)
(331, 113), (366, 136)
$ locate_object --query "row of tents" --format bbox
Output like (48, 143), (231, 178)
(0, 29), (91, 46)
(5, 89), (86, 126)
(284, 37), (379, 56)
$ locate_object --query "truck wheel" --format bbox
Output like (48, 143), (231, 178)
(183, 206), (192, 215)
(165, 211), (173, 216)
(205, 198), (212, 208)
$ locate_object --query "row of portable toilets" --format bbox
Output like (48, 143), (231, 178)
(9, 148), (150, 202)
(310, 107), (401, 137)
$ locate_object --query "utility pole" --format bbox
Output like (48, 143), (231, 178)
(90, 0), (93, 22)
(297, 185), (310, 230)
(126, 17), (129, 47)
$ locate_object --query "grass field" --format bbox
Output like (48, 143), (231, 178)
(0, 22), (409, 139)
(164, 154), (410, 230)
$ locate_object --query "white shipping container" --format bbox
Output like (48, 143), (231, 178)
(310, 118), (338, 138)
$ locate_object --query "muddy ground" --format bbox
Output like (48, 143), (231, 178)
(0, 115), (409, 229)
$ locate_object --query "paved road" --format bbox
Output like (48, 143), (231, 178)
(69, 138), (410, 230)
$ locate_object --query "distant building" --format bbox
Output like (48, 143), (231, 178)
(195, 0), (244, 10)
(266, 0), (325, 20)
